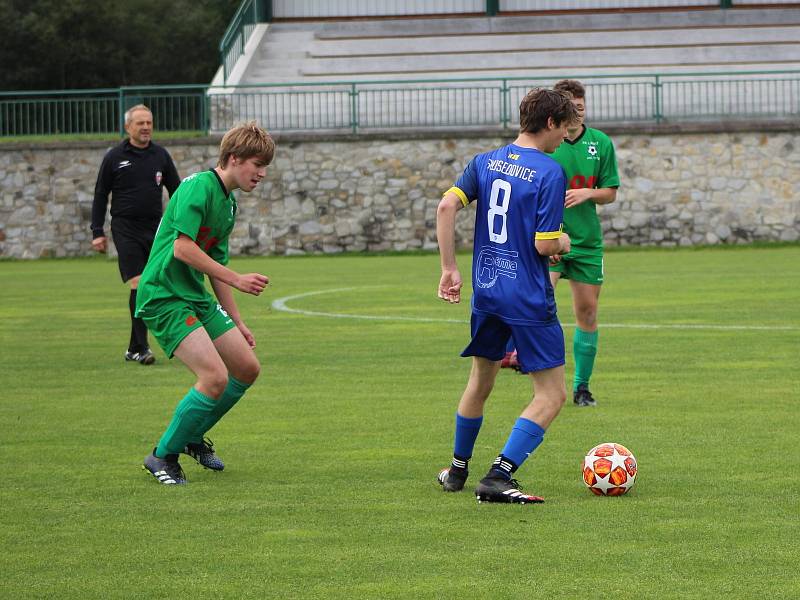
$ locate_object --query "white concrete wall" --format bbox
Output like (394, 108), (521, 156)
(272, 0), (484, 18)
(502, 0), (716, 9)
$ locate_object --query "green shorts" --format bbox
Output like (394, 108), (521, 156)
(549, 252), (604, 285)
(140, 297), (236, 358)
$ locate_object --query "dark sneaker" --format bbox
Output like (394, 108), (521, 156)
(500, 351), (521, 371)
(475, 476), (544, 504)
(125, 349), (156, 365)
(143, 450), (186, 485)
(437, 467), (468, 492)
(573, 384), (596, 407)
(184, 438), (225, 471)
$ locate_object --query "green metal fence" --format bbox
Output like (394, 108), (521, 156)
(1, 71), (798, 138)
(220, 0), (267, 84)
(0, 86), (209, 137)
(209, 71), (800, 133)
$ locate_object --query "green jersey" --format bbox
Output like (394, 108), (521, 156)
(136, 170), (237, 315)
(547, 125), (619, 256)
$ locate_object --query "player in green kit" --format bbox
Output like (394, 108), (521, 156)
(137, 122), (275, 484)
(548, 79), (619, 407)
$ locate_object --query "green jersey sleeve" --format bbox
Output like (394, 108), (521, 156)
(170, 176), (210, 241)
(594, 131), (620, 189)
(548, 126), (620, 255)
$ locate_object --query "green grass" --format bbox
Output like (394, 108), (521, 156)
(1, 246), (798, 599)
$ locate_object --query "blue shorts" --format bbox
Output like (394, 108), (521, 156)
(461, 312), (565, 373)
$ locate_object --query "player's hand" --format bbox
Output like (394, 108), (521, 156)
(565, 188), (593, 208)
(438, 269), (462, 304)
(235, 273), (269, 296)
(92, 236), (107, 253)
(237, 322), (256, 348)
(558, 232), (571, 255)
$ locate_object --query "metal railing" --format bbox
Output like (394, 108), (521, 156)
(1, 71), (798, 138)
(0, 86), (209, 137)
(208, 71), (800, 133)
(220, 0), (266, 84)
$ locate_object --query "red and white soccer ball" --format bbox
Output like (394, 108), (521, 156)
(582, 442), (637, 496)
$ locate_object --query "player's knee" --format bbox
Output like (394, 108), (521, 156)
(539, 385), (566, 411)
(576, 307), (597, 328)
(554, 387), (567, 408)
(233, 356), (261, 385)
(468, 375), (495, 400)
(203, 370), (230, 399)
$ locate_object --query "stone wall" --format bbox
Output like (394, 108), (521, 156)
(1, 124), (798, 259)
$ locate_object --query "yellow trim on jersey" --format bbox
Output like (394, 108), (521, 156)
(535, 226), (563, 240)
(445, 186), (469, 207)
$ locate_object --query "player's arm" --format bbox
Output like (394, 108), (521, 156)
(173, 234), (268, 295)
(436, 190), (464, 304)
(535, 232), (570, 258)
(536, 168), (571, 258)
(567, 135), (620, 207)
(90, 152), (113, 252)
(564, 186), (617, 208)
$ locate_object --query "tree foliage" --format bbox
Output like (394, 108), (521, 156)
(0, 0), (240, 90)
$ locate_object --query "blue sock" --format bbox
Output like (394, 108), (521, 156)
(452, 413), (483, 468)
(498, 417), (546, 470)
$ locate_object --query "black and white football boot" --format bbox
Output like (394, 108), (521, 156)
(183, 437), (225, 471)
(143, 450), (187, 485)
(475, 476), (544, 504)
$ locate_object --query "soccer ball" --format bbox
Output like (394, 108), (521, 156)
(582, 442), (637, 496)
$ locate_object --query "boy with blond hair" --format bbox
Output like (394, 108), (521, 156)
(138, 122), (275, 485)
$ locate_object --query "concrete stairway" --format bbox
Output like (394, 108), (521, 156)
(240, 8), (800, 83)
(207, 8), (800, 132)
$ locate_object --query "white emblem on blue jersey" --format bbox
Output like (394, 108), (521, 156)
(475, 246), (518, 289)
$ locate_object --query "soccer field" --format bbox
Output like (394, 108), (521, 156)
(1, 245), (798, 599)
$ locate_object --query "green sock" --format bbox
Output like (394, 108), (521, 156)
(190, 376), (251, 444)
(155, 387), (217, 457)
(573, 328), (598, 391)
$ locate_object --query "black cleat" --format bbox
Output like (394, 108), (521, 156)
(573, 384), (596, 407)
(437, 467), (468, 492)
(475, 476), (544, 504)
(183, 437), (225, 471)
(125, 349), (156, 365)
(143, 450), (186, 485)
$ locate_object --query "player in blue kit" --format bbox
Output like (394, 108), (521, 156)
(435, 88), (577, 503)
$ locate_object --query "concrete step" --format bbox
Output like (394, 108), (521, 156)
(241, 62), (800, 84)
(307, 26), (800, 57)
(306, 8), (800, 38)
(236, 8), (800, 89)
(298, 44), (800, 77)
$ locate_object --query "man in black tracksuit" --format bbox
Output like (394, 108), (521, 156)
(91, 104), (180, 365)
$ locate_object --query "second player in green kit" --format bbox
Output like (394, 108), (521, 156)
(138, 122), (275, 485)
(548, 79), (620, 407)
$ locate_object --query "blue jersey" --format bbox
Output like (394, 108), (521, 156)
(448, 144), (566, 325)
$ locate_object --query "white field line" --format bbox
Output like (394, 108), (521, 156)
(271, 288), (800, 332)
